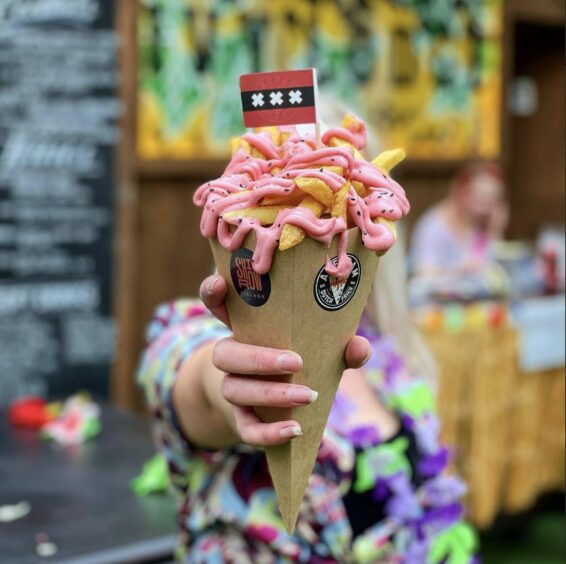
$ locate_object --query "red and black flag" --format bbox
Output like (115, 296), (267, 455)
(240, 69), (318, 128)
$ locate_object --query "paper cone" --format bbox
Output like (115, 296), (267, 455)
(210, 227), (379, 532)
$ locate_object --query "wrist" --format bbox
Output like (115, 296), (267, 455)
(201, 343), (238, 432)
(174, 341), (239, 448)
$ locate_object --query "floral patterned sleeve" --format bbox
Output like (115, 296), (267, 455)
(137, 299), (231, 480)
(136, 305), (478, 562)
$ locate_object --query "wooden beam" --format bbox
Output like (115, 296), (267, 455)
(500, 0), (516, 170)
(506, 0), (564, 25)
(137, 157), (226, 180)
(112, 0), (141, 410)
(501, 0), (564, 169)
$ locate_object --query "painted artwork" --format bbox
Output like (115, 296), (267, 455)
(137, 0), (502, 160)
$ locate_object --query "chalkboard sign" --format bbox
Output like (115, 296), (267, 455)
(0, 0), (118, 406)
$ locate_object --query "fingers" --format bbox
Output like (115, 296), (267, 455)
(344, 336), (372, 369)
(199, 274), (231, 327)
(233, 406), (302, 447)
(222, 374), (318, 408)
(213, 338), (302, 375)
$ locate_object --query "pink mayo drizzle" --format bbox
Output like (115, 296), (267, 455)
(194, 121), (410, 280)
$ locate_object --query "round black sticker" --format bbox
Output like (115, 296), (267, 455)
(313, 254), (361, 311)
(230, 248), (271, 307)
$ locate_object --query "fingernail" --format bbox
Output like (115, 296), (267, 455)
(362, 347), (372, 365)
(280, 425), (303, 438)
(277, 353), (302, 372)
(290, 386), (318, 405)
(206, 277), (219, 295)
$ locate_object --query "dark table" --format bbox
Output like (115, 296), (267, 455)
(0, 405), (177, 564)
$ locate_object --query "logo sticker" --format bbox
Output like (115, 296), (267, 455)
(313, 254), (361, 311)
(230, 248), (271, 307)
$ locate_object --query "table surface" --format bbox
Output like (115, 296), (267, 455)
(0, 404), (177, 564)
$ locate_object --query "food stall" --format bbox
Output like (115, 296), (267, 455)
(416, 296), (565, 527)
(113, 0), (565, 529)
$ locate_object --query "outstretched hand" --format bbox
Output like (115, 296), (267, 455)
(199, 274), (372, 448)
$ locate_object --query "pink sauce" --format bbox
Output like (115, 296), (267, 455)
(194, 120), (410, 280)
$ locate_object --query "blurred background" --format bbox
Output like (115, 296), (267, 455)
(0, 0), (563, 562)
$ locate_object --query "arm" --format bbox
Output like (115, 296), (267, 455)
(172, 274), (372, 450)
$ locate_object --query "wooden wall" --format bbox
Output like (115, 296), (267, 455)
(112, 0), (565, 410)
(507, 22), (565, 239)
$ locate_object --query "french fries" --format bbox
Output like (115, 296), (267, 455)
(293, 177), (334, 208)
(374, 217), (398, 256)
(231, 129), (283, 158)
(351, 180), (368, 198)
(231, 137), (251, 155)
(312, 165), (344, 176)
(325, 136), (364, 159)
(253, 126), (282, 145)
(342, 113), (364, 133)
(376, 217), (397, 240)
(261, 191), (306, 207)
(223, 205), (291, 225)
(324, 115), (365, 159)
(224, 169), (398, 253)
(206, 121), (407, 260)
(251, 147), (266, 159)
(372, 148), (406, 174)
(331, 183), (350, 222)
(279, 196), (326, 251)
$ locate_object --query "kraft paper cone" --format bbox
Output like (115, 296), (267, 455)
(210, 227), (379, 533)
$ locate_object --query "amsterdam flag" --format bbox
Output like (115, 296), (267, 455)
(240, 69), (318, 128)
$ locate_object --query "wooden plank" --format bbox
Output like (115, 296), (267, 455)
(112, 0), (141, 410)
(137, 181), (215, 320)
(507, 23), (565, 239)
(126, 180), (215, 410)
(500, 0), (516, 170)
(506, 0), (564, 25)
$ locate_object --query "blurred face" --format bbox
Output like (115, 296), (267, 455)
(454, 172), (504, 227)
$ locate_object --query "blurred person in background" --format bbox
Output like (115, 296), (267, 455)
(410, 162), (508, 279)
(137, 105), (477, 562)
(408, 162), (510, 304)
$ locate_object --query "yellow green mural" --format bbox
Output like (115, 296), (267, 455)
(138, 0), (502, 160)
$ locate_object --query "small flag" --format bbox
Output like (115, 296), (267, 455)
(240, 69), (317, 128)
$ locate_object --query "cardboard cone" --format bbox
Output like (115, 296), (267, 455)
(210, 227), (379, 532)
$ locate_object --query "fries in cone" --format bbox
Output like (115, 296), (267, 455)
(194, 115), (409, 532)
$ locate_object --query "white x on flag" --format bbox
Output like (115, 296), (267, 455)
(289, 90), (302, 104)
(251, 93), (264, 107)
(270, 91), (283, 106)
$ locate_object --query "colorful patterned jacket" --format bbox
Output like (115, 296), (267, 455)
(138, 299), (477, 563)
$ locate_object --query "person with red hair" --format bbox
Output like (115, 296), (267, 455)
(410, 162), (508, 278)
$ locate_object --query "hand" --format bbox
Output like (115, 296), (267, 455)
(199, 274), (372, 448)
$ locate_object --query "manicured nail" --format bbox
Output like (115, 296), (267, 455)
(280, 425), (303, 438)
(206, 277), (219, 295)
(277, 353), (302, 372)
(290, 386), (318, 405)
